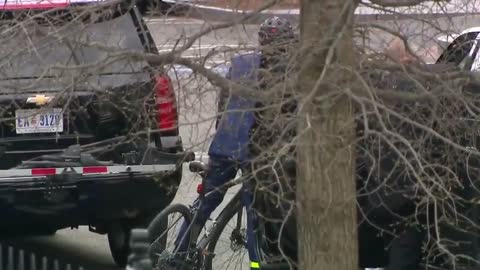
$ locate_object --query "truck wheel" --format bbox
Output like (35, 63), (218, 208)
(107, 222), (131, 267)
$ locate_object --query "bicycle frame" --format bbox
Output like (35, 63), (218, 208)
(182, 162), (294, 270)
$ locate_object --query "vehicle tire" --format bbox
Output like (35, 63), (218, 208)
(147, 204), (192, 268)
(108, 222), (131, 268)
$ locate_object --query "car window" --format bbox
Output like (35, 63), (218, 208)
(0, 2), (152, 79)
(436, 31), (479, 67)
(0, 1), (123, 27)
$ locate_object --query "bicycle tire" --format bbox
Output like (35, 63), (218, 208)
(147, 203), (193, 268)
(203, 197), (245, 270)
(204, 196), (293, 270)
(148, 203), (192, 238)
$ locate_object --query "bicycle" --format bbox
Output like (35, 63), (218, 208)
(127, 158), (295, 270)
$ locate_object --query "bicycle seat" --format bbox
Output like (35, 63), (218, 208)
(189, 161), (207, 173)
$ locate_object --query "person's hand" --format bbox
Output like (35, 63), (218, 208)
(384, 38), (442, 64)
(384, 38), (418, 64)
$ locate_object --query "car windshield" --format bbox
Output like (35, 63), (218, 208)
(0, 0), (121, 27)
(0, 0), (109, 10)
(436, 31), (479, 67)
(0, 0), (149, 83)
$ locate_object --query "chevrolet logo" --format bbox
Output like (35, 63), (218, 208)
(26, 95), (53, 106)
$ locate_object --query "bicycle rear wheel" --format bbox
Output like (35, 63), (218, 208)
(147, 203), (193, 269)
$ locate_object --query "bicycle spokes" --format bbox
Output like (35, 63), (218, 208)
(151, 211), (194, 270)
(230, 228), (247, 251)
(210, 209), (250, 270)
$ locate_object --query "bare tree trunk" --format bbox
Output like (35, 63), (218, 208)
(296, 0), (358, 269)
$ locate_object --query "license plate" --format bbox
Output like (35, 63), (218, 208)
(15, 108), (63, 134)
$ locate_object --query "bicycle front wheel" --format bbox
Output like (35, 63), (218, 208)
(147, 203), (193, 270)
(204, 197), (251, 270)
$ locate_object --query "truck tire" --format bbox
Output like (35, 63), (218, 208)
(108, 222), (131, 267)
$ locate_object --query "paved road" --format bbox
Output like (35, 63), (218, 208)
(0, 15), (251, 270)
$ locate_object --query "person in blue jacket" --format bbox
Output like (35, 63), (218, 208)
(174, 16), (296, 269)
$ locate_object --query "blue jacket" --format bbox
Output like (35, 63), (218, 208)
(208, 52), (261, 161)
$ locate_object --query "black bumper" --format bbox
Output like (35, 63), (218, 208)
(0, 168), (182, 231)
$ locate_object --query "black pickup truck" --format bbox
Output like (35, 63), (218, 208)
(0, 1), (188, 267)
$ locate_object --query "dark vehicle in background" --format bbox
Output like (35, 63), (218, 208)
(0, 1), (187, 267)
(136, 0), (187, 16)
(137, 0), (169, 14)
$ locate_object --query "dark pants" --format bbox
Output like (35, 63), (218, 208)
(175, 156), (259, 265)
(358, 220), (424, 270)
(386, 226), (424, 270)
